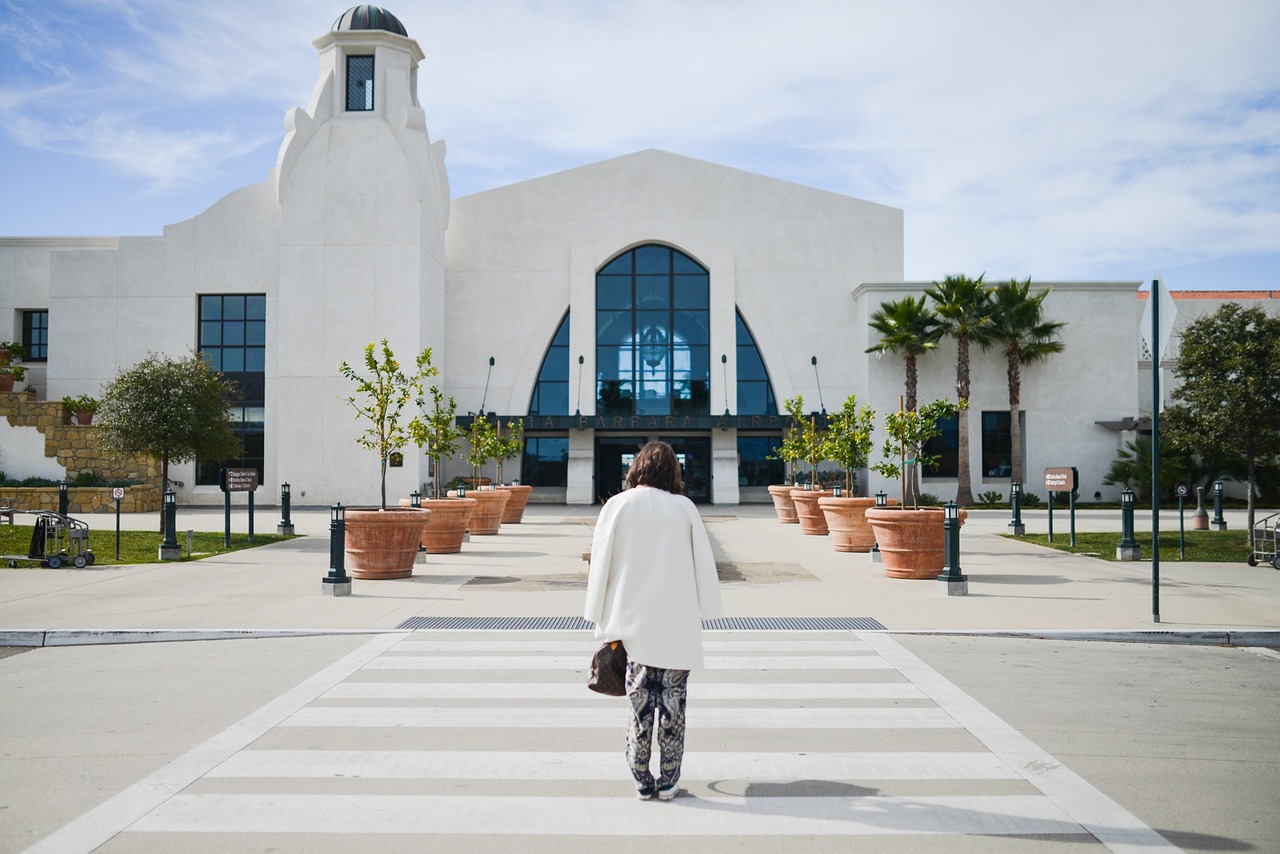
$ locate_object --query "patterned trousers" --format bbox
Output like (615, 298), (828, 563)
(625, 661), (690, 792)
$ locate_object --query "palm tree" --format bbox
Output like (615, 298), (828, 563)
(986, 278), (1065, 486)
(866, 295), (942, 498)
(924, 274), (992, 506)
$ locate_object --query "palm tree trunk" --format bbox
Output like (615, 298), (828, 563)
(1008, 348), (1023, 485)
(955, 335), (974, 505)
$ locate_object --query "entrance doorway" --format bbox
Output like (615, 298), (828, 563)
(592, 435), (712, 504)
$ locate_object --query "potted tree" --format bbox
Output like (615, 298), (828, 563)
(405, 370), (476, 554)
(460, 414), (509, 535)
(767, 395), (808, 523)
(784, 398), (832, 536)
(338, 341), (431, 579)
(865, 399), (965, 578)
(493, 419), (532, 523)
(62, 394), (100, 426)
(0, 342), (26, 393)
(818, 394), (878, 552)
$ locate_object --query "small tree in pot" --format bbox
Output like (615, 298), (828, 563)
(405, 373), (477, 553)
(462, 414), (510, 534)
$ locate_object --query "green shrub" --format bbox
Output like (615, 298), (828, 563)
(1020, 491), (1043, 508)
(979, 490), (1003, 507)
(916, 493), (942, 506)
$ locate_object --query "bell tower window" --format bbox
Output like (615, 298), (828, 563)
(346, 55), (374, 111)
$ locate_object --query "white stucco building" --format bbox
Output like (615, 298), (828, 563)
(2, 6), (1276, 507)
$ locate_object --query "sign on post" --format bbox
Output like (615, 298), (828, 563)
(223, 468), (259, 492)
(1043, 467), (1080, 546)
(219, 467), (260, 547)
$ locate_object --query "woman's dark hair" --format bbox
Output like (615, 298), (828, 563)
(625, 441), (684, 495)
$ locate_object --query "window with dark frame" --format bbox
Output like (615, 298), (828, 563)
(346, 54), (374, 111)
(22, 310), (48, 362)
(529, 313), (570, 416)
(981, 410), (1013, 478)
(196, 294), (266, 485)
(922, 412), (958, 479)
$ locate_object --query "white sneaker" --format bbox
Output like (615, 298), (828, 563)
(657, 784), (679, 801)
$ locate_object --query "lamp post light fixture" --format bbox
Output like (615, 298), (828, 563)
(1210, 480), (1227, 531)
(277, 482), (295, 535)
(1117, 488), (1140, 561)
(322, 502), (351, 596)
(159, 489), (181, 561)
(1008, 480), (1025, 535)
(938, 500), (967, 596)
(58, 480), (69, 517)
(871, 490), (887, 563)
(410, 490), (421, 508)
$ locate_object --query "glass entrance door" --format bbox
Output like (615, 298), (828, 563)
(593, 436), (646, 504)
(662, 436), (711, 504)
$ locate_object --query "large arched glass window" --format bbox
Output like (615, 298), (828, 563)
(596, 245), (709, 416)
(528, 313), (570, 415)
(736, 311), (776, 415)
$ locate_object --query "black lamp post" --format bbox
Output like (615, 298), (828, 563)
(58, 481), (69, 517)
(938, 501), (967, 595)
(870, 490), (887, 563)
(1117, 488), (1140, 560)
(410, 490), (421, 508)
(1008, 480), (1025, 535)
(159, 489), (181, 560)
(1210, 480), (1226, 531)
(277, 482), (294, 535)
(323, 502), (351, 596)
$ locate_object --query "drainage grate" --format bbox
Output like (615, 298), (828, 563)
(395, 616), (885, 631)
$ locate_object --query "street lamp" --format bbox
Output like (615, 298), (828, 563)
(870, 490), (888, 563)
(1210, 480), (1226, 531)
(277, 482), (294, 535)
(323, 502), (351, 596)
(1117, 488), (1140, 560)
(939, 501), (967, 596)
(159, 489), (180, 561)
(410, 490), (421, 508)
(1008, 480), (1025, 536)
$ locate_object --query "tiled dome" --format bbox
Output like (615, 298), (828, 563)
(332, 5), (407, 37)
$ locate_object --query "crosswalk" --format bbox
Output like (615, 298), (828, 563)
(27, 630), (1181, 853)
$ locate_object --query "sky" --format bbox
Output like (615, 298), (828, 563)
(1, 0), (1278, 292)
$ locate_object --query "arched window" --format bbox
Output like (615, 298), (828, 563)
(596, 245), (709, 416)
(528, 313), (570, 415)
(736, 311), (776, 415)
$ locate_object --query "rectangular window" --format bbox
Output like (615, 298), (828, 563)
(922, 413), (958, 479)
(197, 294), (266, 485)
(22, 310), (48, 362)
(738, 436), (783, 487)
(981, 411), (1012, 478)
(347, 55), (374, 111)
(521, 437), (568, 487)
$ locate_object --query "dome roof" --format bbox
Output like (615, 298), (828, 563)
(332, 5), (408, 37)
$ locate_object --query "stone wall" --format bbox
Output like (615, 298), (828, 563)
(0, 391), (162, 512)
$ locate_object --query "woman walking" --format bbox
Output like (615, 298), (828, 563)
(584, 441), (724, 800)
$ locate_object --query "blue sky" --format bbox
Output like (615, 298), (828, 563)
(2, 0), (1278, 291)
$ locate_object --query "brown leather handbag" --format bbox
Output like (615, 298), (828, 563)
(588, 640), (628, 696)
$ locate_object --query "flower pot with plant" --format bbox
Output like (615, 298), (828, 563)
(0, 342), (26, 393)
(817, 394), (878, 552)
(864, 399), (965, 578)
(62, 394), (100, 426)
(461, 414), (510, 534)
(405, 373), (476, 553)
(781, 396), (832, 535)
(492, 419), (532, 523)
(767, 395), (811, 523)
(339, 341), (432, 579)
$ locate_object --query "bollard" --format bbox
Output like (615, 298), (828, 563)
(58, 481), (69, 518)
(159, 489), (181, 561)
(1008, 480), (1025, 535)
(1210, 480), (1227, 531)
(1117, 488), (1140, 560)
(870, 491), (886, 563)
(277, 482), (295, 535)
(322, 502), (351, 596)
(938, 501), (967, 596)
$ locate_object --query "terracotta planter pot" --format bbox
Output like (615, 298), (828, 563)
(399, 497), (476, 553)
(344, 507), (430, 580)
(818, 496), (877, 552)
(496, 484), (533, 523)
(74, 410), (95, 426)
(0, 374), (13, 393)
(865, 507), (966, 579)
(456, 489), (509, 535)
(790, 488), (833, 535)
(768, 484), (800, 523)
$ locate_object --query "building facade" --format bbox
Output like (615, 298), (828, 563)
(2, 7), (1276, 507)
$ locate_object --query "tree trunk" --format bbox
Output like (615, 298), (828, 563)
(904, 358), (920, 501)
(1247, 454), (1257, 550)
(954, 337), (974, 506)
(1008, 349), (1023, 485)
(159, 454), (169, 534)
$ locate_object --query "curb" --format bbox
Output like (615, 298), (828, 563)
(887, 628), (1280, 647)
(0, 628), (391, 647)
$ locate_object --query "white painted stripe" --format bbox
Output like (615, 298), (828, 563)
(858, 632), (1181, 854)
(324, 681), (924, 700)
(21, 632), (411, 854)
(130, 793), (1083, 836)
(365, 655), (891, 670)
(209, 750), (1020, 781)
(280, 706), (958, 729)
(389, 639), (870, 653)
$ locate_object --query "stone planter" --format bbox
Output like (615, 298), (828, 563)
(790, 488), (833, 535)
(768, 484), (800, 524)
(818, 496), (877, 552)
(344, 507), (430, 580)
(400, 497), (476, 554)
(496, 484), (533, 523)
(456, 488), (509, 535)
(865, 507), (966, 579)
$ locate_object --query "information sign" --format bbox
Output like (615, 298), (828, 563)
(223, 468), (259, 493)
(1043, 467), (1078, 493)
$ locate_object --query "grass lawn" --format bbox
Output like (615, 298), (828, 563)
(1008, 530), (1262, 563)
(0, 523), (296, 567)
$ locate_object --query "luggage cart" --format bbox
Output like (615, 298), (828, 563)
(1246, 512), (1279, 569)
(1, 510), (95, 568)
